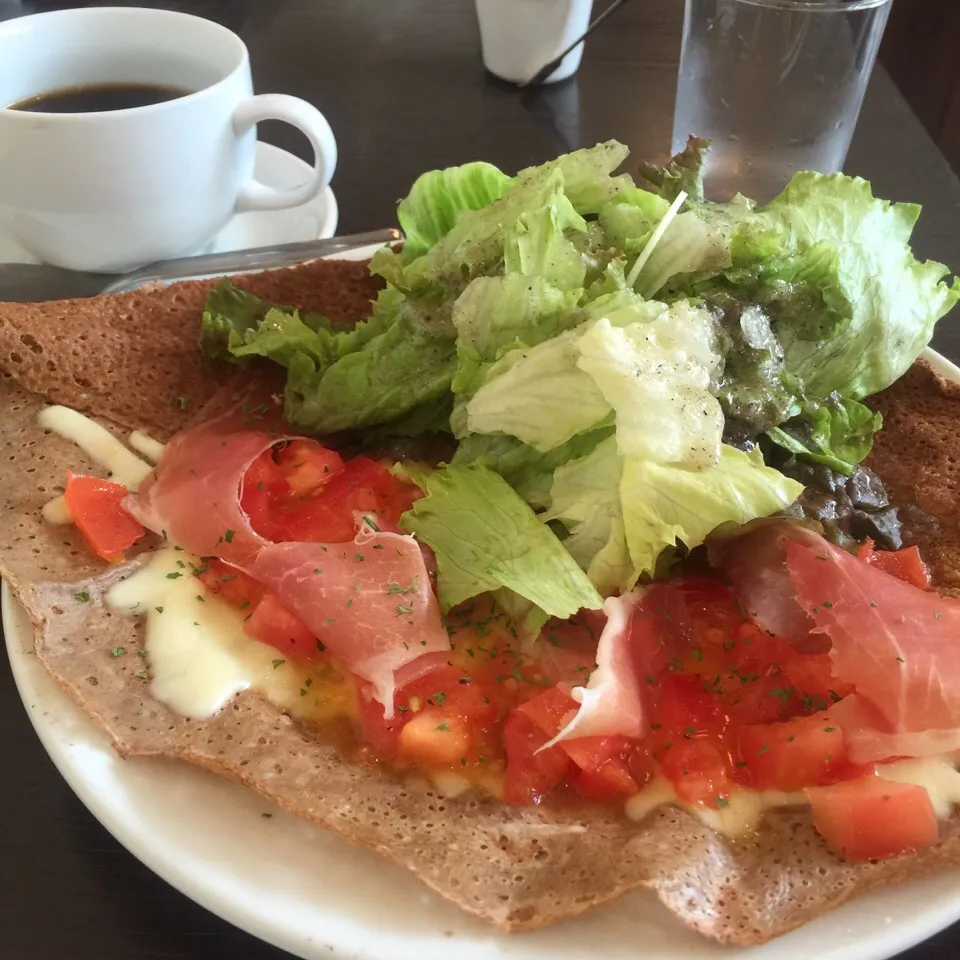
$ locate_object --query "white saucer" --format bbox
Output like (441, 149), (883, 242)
(0, 141), (338, 265)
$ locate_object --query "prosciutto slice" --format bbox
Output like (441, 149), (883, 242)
(126, 395), (449, 712)
(543, 592), (647, 746)
(720, 522), (960, 763)
(247, 534), (449, 710)
(127, 377), (285, 564)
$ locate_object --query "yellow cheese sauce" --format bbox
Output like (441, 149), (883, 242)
(38, 404), (164, 523)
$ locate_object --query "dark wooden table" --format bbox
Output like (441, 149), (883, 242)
(1, 1), (959, 958)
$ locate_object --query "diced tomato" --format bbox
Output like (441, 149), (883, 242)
(63, 472), (145, 562)
(861, 542), (931, 591)
(565, 736), (640, 800)
(398, 710), (472, 766)
(243, 591), (318, 660)
(265, 456), (420, 543)
(356, 685), (407, 758)
(658, 736), (733, 806)
(502, 710), (574, 805)
(781, 653), (853, 713)
(516, 685), (579, 738)
(274, 439), (343, 496)
(196, 558), (262, 609)
(240, 449), (291, 540)
(807, 775), (939, 861)
(655, 672), (718, 734)
(734, 714), (850, 791)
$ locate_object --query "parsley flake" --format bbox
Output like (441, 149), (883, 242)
(75, 591), (90, 602)
(111, 647), (126, 657)
(165, 572), (182, 580)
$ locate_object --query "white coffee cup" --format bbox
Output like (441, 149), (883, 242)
(0, 7), (338, 272)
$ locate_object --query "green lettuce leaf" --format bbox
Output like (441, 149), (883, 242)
(397, 161), (513, 261)
(503, 198), (587, 290)
(621, 445), (805, 577)
(284, 313), (456, 433)
(451, 426), (614, 510)
(597, 188), (668, 253)
(734, 173), (960, 399)
(576, 307), (723, 467)
(544, 436), (634, 594)
(767, 394), (881, 476)
(400, 463), (603, 616)
(636, 135), (710, 204)
(408, 167), (570, 291)
(464, 324), (612, 451)
(518, 140), (633, 214)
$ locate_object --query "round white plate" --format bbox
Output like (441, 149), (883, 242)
(4, 303), (960, 960)
(0, 140), (338, 264)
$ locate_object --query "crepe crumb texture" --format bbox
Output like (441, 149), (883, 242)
(867, 360), (960, 594)
(1, 326), (959, 941)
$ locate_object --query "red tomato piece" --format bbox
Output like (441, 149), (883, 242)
(243, 591), (319, 660)
(864, 544), (931, 591)
(502, 710), (574, 805)
(516, 685), (579, 738)
(240, 449), (291, 541)
(398, 709), (472, 766)
(564, 736), (640, 800)
(196, 558), (263, 609)
(655, 672), (717, 734)
(274, 439), (344, 496)
(659, 737), (733, 806)
(734, 714), (849, 791)
(807, 775), (939, 861)
(64, 472), (145, 562)
(267, 456), (420, 543)
(781, 653), (853, 713)
(356, 683), (408, 758)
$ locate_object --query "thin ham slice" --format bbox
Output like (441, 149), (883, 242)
(127, 377), (285, 564)
(720, 522), (960, 764)
(126, 393), (450, 713)
(246, 533), (449, 712)
(784, 531), (960, 762)
(543, 592), (646, 747)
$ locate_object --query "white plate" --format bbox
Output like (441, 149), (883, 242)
(4, 282), (960, 960)
(0, 140), (338, 264)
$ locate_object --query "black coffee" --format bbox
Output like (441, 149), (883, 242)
(7, 82), (191, 113)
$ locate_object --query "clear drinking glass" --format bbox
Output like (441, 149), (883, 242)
(672, 0), (892, 202)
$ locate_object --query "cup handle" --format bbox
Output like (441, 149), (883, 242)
(232, 94), (337, 212)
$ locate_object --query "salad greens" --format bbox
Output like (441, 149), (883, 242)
(200, 138), (959, 628)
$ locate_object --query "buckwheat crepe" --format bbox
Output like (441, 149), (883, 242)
(1, 261), (958, 944)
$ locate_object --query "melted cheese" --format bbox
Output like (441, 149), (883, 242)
(625, 778), (807, 838)
(128, 430), (165, 463)
(626, 757), (960, 838)
(877, 756), (960, 819)
(38, 405), (164, 523)
(106, 546), (356, 723)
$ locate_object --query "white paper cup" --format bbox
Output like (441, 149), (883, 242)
(475, 0), (594, 85)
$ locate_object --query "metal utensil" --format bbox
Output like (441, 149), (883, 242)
(0, 228), (402, 303)
(101, 227), (402, 294)
(517, 0), (631, 88)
